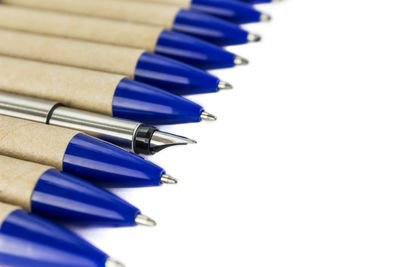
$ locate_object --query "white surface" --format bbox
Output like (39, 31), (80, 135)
(73, 1), (400, 266)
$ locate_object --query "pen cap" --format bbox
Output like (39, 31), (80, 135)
(0, 202), (109, 267)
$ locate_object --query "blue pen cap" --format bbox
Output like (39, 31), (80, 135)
(155, 30), (236, 69)
(239, 0), (272, 3)
(173, 9), (249, 46)
(191, 0), (264, 24)
(31, 169), (140, 226)
(0, 209), (107, 267)
(135, 52), (220, 95)
(63, 133), (165, 187)
(113, 78), (204, 124)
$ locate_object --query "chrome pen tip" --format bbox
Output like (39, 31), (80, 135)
(248, 33), (262, 42)
(234, 55), (249, 66)
(135, 214), (157, 227)
(260, 13), (272, 22)
(201, 112), (217, 121)
(106, 258), (125, 267)
(150, 131), (196, 153)
(218, 80), (233, 90)
(161, 174), (178, 185)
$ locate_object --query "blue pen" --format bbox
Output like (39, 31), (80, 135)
(189, 0), (272, 24)
(238, 0), (280, 4)
(0, 155), (156, 227)
(0, 56), (217, 124)
(0, 5), (248, 69)
(0, 115), (178, 188)
(0, 202), (125, 267)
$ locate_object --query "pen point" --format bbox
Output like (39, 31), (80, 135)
(161, 174), (178, 185)
(260, 13), (272, 22)
(149, 131), (197, 153)
(234, 55), (249, 66)
(218, 80), (233, 90)
(201, 112), (217, 121)
(135, 214), (157, 227)
(248, 33), (262, 42)
(106, 258), (125, 267)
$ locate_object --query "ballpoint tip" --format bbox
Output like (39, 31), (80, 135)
(201, 112), (217, 121)
(218, 80), (233, 90)
(260, 13), (272, 22)
(248, 33), (262, 42)
(135, 214), (157, 227)
(106, 258), (125, 267)
(161, 174), (178, 185)
(234, 55), (249, 66)
(150, 131), (196, 153)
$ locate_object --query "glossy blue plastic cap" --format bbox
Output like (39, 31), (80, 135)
(0, 210), (108, 267)
(31, 169), (140, 226)
(113, 78), (205, 124)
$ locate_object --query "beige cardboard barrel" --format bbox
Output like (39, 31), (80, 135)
(0, 155), (51, 211)
(0, 6), (163, 52)
(0, 115), (80, 170)
(0, 202), (19, 226)
(0, 29), (144, 78)
(118, 0), (191, 8)
(0, 56), (125, 116)
(2, 0), (181, 29)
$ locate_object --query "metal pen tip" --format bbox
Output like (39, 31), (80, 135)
(218, 80), (233, 90)
(248, 33), (262, 42)
(106, 258), (125, 267)
(260, 13), (272, 22)
(161, 174), (178, 184)
(135, 214), (157, 227)
(150, 131), (196, 153)
(234, 55), (249, 66)
(201, 112), (217, 121)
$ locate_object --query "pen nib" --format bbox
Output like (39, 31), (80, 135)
(135, 214), (157, 227)
(150, 131), (196, 153)
(218, 80), (233, 90)
(247, 33), (262, 42)
(161, 174), (178, 185)
(201, 112), (217, 121)
(234, 55), (249, 66)
(106, 258), (125, 267)
(260, 13), (272, 22)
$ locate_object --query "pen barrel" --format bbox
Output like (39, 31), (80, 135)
(0, 202), (18, 226)
(142, 0), (191, 8)
(0, 156), (50, 211)
(2, 0), (181, 29)
(0, 29), (144, 79)
(0, 115), (79, 170)
(0, 56), (123, 116)
(0, 6), (163, 52)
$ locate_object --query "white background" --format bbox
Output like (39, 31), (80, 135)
(73, 0), (400, 266)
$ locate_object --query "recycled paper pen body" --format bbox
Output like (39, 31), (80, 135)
(0, 202), (125, 267)
(1, 0), (259, 46)
(0, 115), (177, 188)
(122, 0), (271, 24)
(0, 30), (230, 94)
(0, 155), (156, 227)
(0, 56), (216, 124)
(0, 6), (247, 69)
(0, 92), (196, 155)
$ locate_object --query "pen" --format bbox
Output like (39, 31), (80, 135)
(0, 92), (196, 155)
(0, 6), (247, 69)
(0, 30), (231, 94)
(0, 202), (125, 267)
(1, 0), (261, 46)
(0, 155), (156, 227)
(0, 115), (177, 188)
(0, 56), (216, 124)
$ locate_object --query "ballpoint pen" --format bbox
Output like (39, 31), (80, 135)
(0, 6), (248, 69)
(0, 155), (156, 226)
(1, 0), (261, 46)
(0, 30), (231, 94)
(0, 115), (177, 188)
(0, 92), (196, 155)
(0, 56), (217, 124)
(0, 202), (125, 267)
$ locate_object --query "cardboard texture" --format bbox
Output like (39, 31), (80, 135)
(0, 115), (80, 170)
(0, 202), (19, 226)
(0, 6), (163, 52)
(0, 29), (144, 78)
(2, 0), (181, 29)
(0, 155), (50, 211)
(0, 56), (124, 115)
(122, 0), (191, 8)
